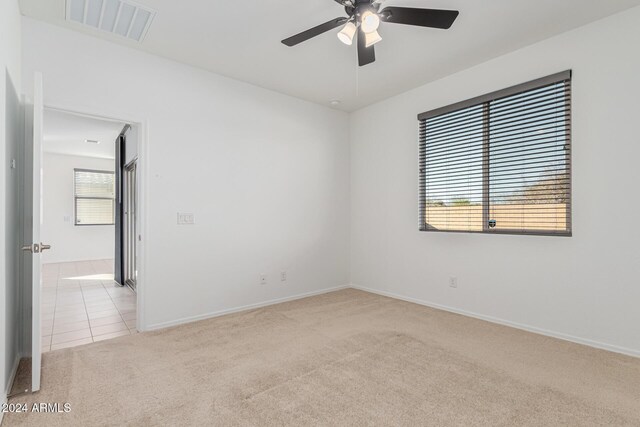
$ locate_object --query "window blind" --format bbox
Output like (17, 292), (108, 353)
(419, 71), (571, 236)
(74, 169), (115, 225)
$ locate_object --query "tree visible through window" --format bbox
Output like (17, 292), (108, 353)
(419, 71), (572, 236)
(74, 169), (115, 226)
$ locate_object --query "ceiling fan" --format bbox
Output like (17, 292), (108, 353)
(281, 0), (459, 67)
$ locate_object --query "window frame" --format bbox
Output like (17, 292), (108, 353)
(73, 168), (116, 226)
(418, 70), (572, 237)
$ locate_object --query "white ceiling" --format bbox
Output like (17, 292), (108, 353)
(20, 0), (640, 111)
(44, 108), (124, 159)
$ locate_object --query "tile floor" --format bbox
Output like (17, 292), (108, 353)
(41, 259), (137, 352)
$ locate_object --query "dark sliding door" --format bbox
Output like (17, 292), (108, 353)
(114, 127), (129, 285)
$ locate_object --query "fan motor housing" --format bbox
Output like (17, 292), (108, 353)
(346, 0), (376, 17)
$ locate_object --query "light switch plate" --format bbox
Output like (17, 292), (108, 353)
(177, 213), (195, 225)
(449, 277), (458, 288)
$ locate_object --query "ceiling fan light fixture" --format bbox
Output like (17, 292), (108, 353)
(337, 21), (357, 45)
(360, 10), (380, 34)
(280, 2), (460, 67)
(364, 30), (382, 47)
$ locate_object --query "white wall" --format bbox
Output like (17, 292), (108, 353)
(42, 152), (115, 264)
(1, 0), (22, 410)
(21, 18), (351, 329)
(350, 7), (640, 356)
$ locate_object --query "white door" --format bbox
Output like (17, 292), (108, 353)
(22, 72), (48, 392)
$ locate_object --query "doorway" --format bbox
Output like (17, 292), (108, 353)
(38, 108), (137, 352)
(16, 73), (145, 395)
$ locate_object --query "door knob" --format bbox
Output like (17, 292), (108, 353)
(22, 243), (40, 253)
(21, 243), (51, 253)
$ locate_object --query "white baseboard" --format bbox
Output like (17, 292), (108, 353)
(143, 283), (639, 359)
(146, 285), (350, 331)
(350, 284), (640, 359)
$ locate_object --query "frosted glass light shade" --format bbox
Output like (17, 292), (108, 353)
(361, 11), (380, 34)
(337, 22), (357, 45)
(365, 30), (382, 47)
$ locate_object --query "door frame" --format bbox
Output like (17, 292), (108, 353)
(42, 102), (148, 332)
(122, 158), (138, 292)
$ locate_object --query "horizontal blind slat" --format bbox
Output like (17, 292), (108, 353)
(427, 99), (571, 137)
(425, 94), (569, 133)
(425, 137), (569, 162)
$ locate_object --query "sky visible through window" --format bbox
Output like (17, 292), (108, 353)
(424, 82), (568, 208)
(489, 83), (568, 207)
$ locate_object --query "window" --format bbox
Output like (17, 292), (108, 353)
(419, 71), (571, 236)
(74, 169), (115, 226)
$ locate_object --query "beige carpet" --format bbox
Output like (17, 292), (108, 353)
(5, 289), (640, 426)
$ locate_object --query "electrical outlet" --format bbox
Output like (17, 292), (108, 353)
(281, 271), (287, 282)
(177, 213), (195, 225)
(449, 277), (458, 288)
(260, 274), (267, 285)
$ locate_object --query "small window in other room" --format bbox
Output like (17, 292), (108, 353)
(74, 169), (115, 226)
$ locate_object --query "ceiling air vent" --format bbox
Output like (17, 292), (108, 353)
(66, 0), (156, 42)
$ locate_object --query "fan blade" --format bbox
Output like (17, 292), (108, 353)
(357, 28), (375, 67)
(282, 17), (348, 47)
(380, 7), (459, 29)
